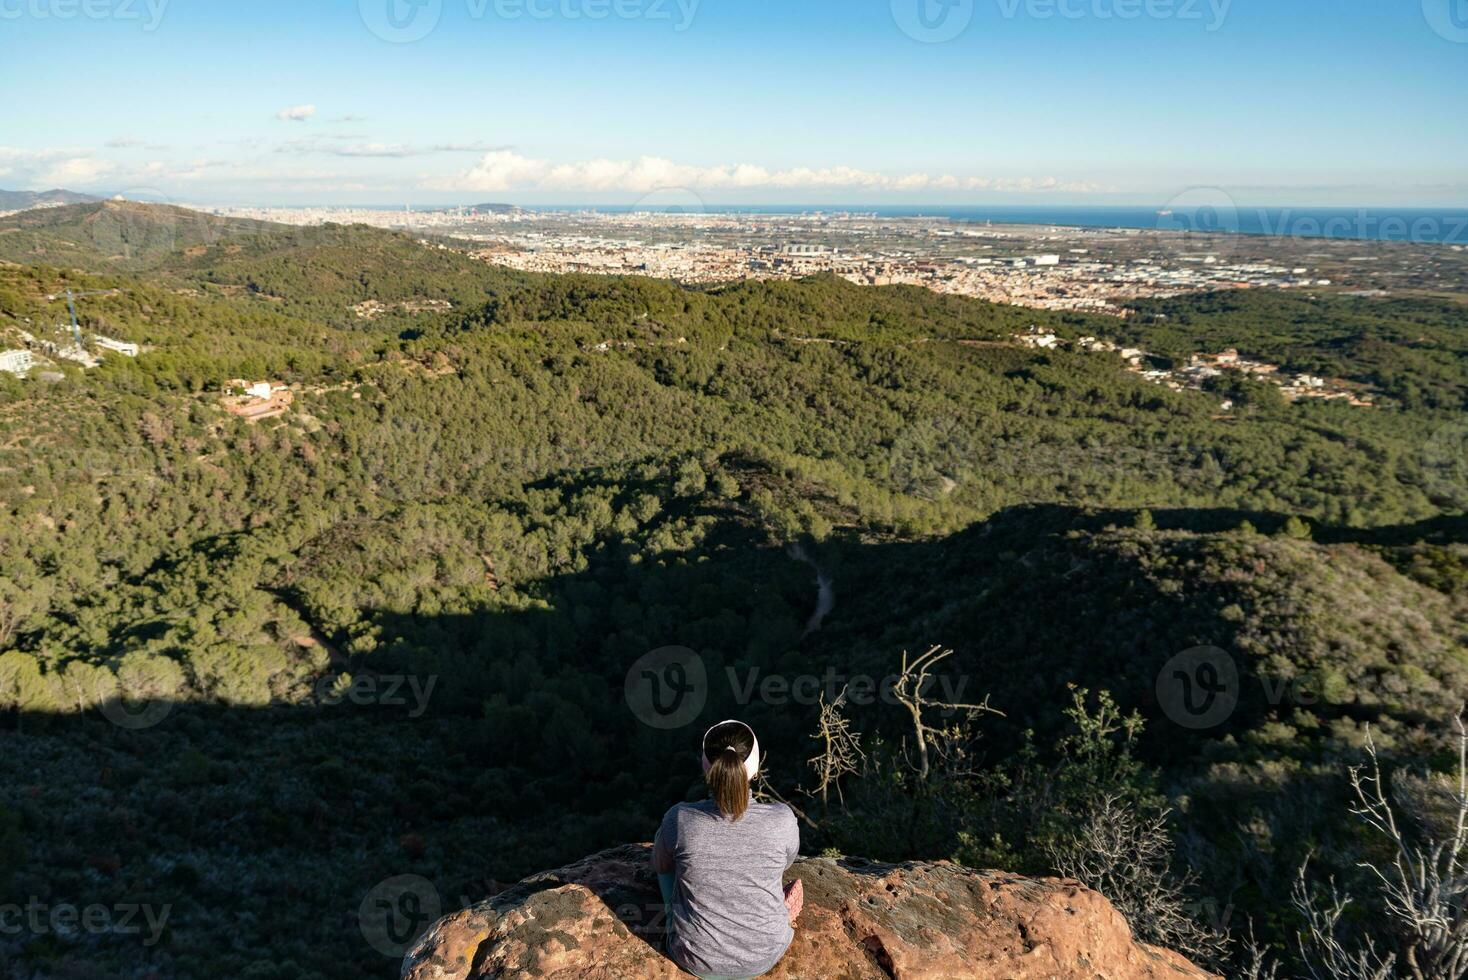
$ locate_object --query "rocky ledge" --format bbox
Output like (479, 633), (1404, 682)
(402, 843), (1218, 979)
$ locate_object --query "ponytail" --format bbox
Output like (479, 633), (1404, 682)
(707, 746), (750, 822)
(702, 720), (758, 822)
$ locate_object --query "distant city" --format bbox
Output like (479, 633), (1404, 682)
(4, 196), (1455, 419)
(203, 202), (1468, 317)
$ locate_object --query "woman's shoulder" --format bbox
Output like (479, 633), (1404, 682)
(750, 800), (797, 825)
(660, 799), (719, 823)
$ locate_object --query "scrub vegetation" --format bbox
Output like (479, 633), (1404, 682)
(1, 202), (1466, 977)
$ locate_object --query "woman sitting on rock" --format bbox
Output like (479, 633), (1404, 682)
(653, 719), (804, 980)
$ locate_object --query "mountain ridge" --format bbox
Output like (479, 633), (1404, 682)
(0, 187), (102, 210)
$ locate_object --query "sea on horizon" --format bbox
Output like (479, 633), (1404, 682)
(534, 203), (1468, 245)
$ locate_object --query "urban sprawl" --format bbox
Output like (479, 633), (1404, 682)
(7, 202), (1464, 417)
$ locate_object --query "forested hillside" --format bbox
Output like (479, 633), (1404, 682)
(1, 204), (1466, 978)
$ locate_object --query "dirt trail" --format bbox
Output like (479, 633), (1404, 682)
(788, 542), (835, 636)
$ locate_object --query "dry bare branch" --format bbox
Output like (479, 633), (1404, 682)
(893, 645), (1003, 781)
(807, 687), (864, 810)
(1047, 792), (1227, 965)
(1291, 861), (1397, 980)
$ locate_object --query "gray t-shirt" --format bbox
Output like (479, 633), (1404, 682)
(654, 796), (800, 978)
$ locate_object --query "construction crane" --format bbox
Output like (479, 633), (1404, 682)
(44, 289), (123, 348)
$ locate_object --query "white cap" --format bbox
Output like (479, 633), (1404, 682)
(700, 719), (760, 782)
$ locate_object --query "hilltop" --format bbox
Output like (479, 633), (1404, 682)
(0, 188), (101, 210)
(0, 209), (1465, 976)
(403, 844), (1215, 979)
(0, 199), (278, 272)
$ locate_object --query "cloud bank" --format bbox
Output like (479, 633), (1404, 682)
(427, 150), (1104, 195)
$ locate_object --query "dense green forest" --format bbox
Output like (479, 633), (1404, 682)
(1, 202), (1466, 978)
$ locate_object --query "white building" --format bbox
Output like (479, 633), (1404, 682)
(0, 349), (35, 376)
(1032, 254), (1060, 266)
(1018, 329), (1059, 349)
(94, 335), (140, 357)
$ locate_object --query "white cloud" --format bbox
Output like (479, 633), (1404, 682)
(0, 148), (116, 188)
(278, 139), (505, 159)
(42, 157), (115, 185)
(0, 147), (74, 164)
(428, 150), (1103, 195)
(276, 105), (317, 122)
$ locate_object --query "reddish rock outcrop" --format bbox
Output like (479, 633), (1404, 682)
(402, 844), (1219, 979)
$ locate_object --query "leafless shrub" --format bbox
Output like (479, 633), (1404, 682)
(1047, 792), (1228, 965)
(1346, 714), (1468, 979)
(1288, 710), (1468, 979)
(892, 645), (1001, 781)
(807, 687), (864, 809)
(1291, 862), (1397, 980)
(1235, 921), (1282, 980)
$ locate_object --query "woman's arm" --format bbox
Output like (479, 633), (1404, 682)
(652, 808), (675, 874)
(652, 843), (674, 874)
(652, 810), (677, 924)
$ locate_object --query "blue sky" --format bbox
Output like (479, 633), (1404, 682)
(2, 0), (1465, 205)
